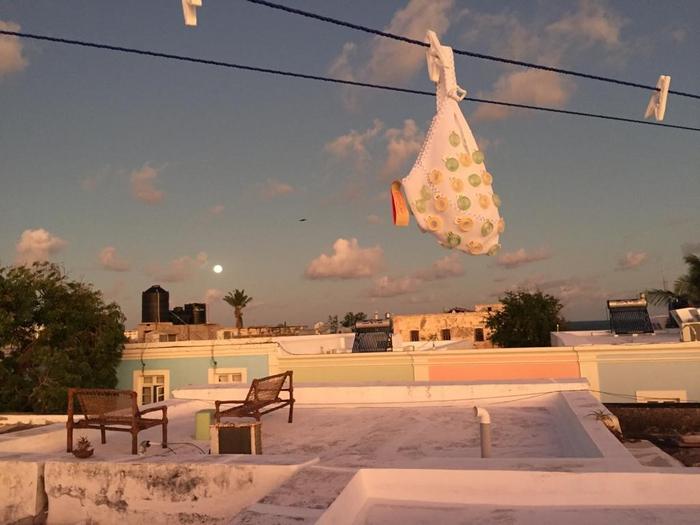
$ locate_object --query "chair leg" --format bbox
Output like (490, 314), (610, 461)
(288, 401), (294, 423)
(162, 421), (168, 448)
(66, 423), (73, 453)
(131, 431), (138, 455)
(101, 425), (107, 444)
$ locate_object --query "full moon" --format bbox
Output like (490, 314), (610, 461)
(213, 264), (223, 274)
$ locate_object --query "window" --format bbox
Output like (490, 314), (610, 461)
(441, 329), (451, 341)
(208, 367), (247, 385)
(133, 370), (170, 406)
(159, 333), (176, 342)
(410, 330), (420, 342)
(141, 374), (165, 404)
(474, 328), (485, 342)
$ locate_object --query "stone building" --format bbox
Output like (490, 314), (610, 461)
(392, 304), (500, 348)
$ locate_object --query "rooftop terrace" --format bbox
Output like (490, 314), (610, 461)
(1, 380), (699, 524)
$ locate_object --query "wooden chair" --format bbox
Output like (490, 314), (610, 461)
(67, 388), (168, 455)
(214, 371), (294, 424)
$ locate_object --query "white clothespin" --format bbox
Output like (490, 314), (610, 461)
(644, 75), (671, 121)
(182, 0), (202, 27)
(425, 30), (466, 102)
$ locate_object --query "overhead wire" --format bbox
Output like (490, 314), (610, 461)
(244, 0), (700, 101)
(1, 29), (699, 132)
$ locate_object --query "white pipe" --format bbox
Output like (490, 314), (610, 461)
(473, 406), (491, 424)
(473, 406), (492, 458)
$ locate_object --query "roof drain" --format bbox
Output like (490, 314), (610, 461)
(474, 407), (492, 458)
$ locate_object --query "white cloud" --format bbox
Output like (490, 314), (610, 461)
(380, 119), (423, 179)
(414, 253), (464, 281)
(15, 229), (67, 265)
(473, 69), (575, 121)
(204, 288), (225, 303)
(496, 247), (552, 269)
(369, 275), (421, 298)
(616, 251), (647, 271)
(329, 0), (455, 109)
(364, 0), (454, 84)
(325, 119), (384, 172)
(130, 164), (164, 204)
(670, 28), (687, 44)
(546, 0), (625, 48)
(0, 21), (28, 79)
(209, 204), (225, 215)
(260, 178), (295, 199)
(325, 118), (423, 181)
(464, 1), (626, 121)
(81, 175), (100, 191)
(500, 274), (608, 304)
(305, 238), (383, 279)
(328, 42), (357, 81)
(147, 251), (208, 282)
(369, 254), (464, 298)
(98, 246), (130, 272)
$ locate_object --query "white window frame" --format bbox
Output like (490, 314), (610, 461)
(133, 369), (170, 406)
(208, 367), (247, 385)
(635, 389), (687, 403)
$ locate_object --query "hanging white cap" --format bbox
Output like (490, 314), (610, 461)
(644, 75), (671, 121)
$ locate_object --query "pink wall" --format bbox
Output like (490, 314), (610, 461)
(429, 362), (580, 381)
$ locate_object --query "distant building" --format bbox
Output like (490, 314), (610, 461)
(135, 321), (221, 343)
(217, 325), (308, 339)
(393, 304), (500, 348)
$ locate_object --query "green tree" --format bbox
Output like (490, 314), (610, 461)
(341, 311), (367, 330)
(0, 262), (126, 413)
(486, 291), (564, 348)
(647, 254), (700, 307)
(327, 315), (339, 333)
(223, 289), (253, 329)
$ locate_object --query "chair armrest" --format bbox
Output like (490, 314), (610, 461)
(215, 399), (249, 406)
(139, 405), (167, 417)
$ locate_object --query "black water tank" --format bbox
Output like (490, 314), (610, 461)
(142, 285), (170, 323)
(185, 303), (207, 324)
(170, 306), (190, 325)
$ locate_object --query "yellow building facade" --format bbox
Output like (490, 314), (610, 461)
(392, 304), (500, 348)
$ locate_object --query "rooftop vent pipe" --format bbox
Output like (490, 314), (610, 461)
(473, 406), (491, 458)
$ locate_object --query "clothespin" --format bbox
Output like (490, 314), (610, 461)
(644, 75), (671, 121)
(425, 30), (466, 101)
(182, 0), (202, 27)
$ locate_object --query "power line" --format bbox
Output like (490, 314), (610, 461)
(245, 0), (700, 101)
(2, 29), (699, 132)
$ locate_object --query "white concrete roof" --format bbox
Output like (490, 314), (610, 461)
(552, 329), (681, 346)
(2, 381), (698, 524)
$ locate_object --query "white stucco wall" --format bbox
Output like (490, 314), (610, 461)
(44, 456), (313, 524)
(0, 456), (47, 523)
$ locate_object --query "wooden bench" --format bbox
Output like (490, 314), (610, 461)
(214, 371), (294, 424)
(67, 388), (168, 455)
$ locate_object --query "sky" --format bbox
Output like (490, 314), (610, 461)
(1, 0), (699, 328)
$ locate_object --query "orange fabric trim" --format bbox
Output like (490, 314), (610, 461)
(391, 181), (409, 226)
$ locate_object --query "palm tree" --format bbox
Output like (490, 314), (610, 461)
(223, 289), (253, 329)
(647, 254), (700, 307)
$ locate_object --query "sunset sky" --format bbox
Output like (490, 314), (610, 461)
(1, 0), (699, 327)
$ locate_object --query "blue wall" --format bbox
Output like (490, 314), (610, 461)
(117, 354), (270, 393)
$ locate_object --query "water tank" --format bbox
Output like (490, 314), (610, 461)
(185, 303), (207, 324)
(169, 306), (189, 325)
(142, 285), (170, 323)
